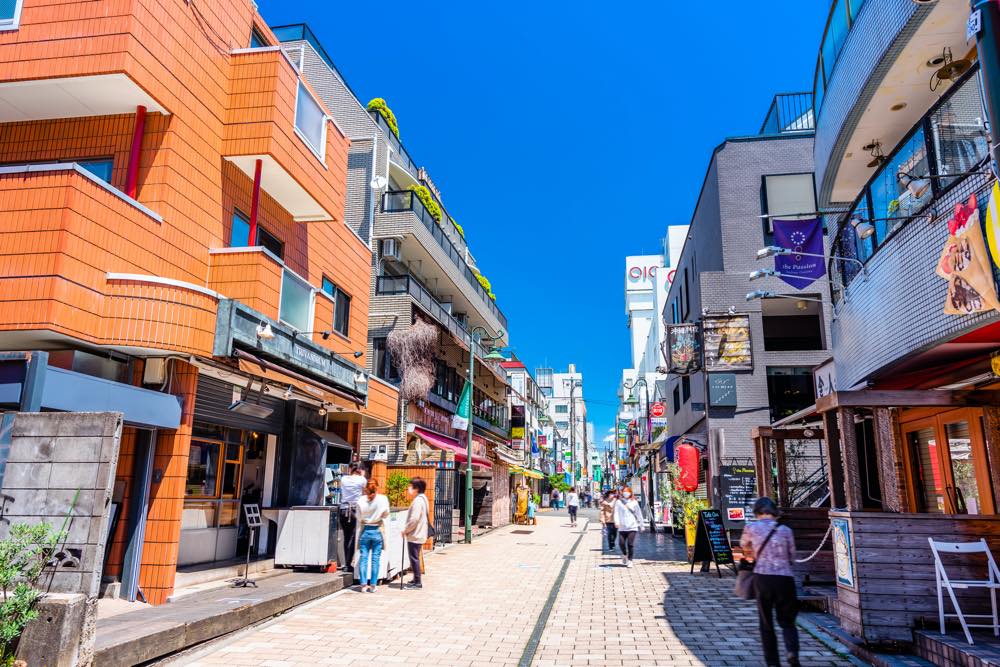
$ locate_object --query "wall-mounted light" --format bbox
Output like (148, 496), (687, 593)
(256, 322), (275, 341)
(850, 215), (875, 240)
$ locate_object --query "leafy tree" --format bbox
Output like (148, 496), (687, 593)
(386, 472), (412, 509)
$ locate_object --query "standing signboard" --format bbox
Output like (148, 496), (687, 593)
(832, 517), (855, 589)
(690, 508), (734, 577)
(703, 315), (752, 371)
(719, 465), (756, 528)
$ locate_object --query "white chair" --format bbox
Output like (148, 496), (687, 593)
(928, 537), (1000, 644)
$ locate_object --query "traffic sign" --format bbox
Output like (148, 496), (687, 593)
(650, 402), (666, 418)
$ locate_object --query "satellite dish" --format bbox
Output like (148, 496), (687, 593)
(370, 175), (388, 191)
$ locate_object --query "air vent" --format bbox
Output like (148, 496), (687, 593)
(381, 238), (402, 261)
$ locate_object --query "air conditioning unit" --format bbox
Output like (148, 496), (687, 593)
(381, 238), (402, 262)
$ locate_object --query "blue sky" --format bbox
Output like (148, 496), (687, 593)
(258, 1), (830, 444)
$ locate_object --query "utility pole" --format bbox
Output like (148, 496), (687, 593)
(970, 0), (1000, 177)
(569, 381), (576, 490)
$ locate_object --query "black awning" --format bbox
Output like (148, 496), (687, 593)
(307, 427), (353, 452)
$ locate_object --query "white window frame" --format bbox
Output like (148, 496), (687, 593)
(0, 0), (24, 31)
(294, 80), (328, 164)
(278, 267), (315, 333)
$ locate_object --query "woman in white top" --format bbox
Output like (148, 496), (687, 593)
(566, 489), (580, 527)
(613, 486), (644, 567)
(355, 480), (389, 592)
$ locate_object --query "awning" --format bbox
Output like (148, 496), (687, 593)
(307, 427), (353, 452)
(511, 466), (544, 480)
(494, 446), (522, 467)
(411, 426), (492, 469)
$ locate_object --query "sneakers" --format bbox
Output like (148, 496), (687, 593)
(403, 582), (423, 590)
(626, 560), (634, 568)
(621, 554), (628, 567)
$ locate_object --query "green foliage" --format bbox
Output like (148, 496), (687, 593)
(366, 98), (399, 139)
(408, 185), (442, 223)
(662, 463), (704, 527)
(532, 493), (541, 506)
(0, 522), (66, 662)
(386, 472), (412, 508)
(547, 474), (570, 493)
(472, 270), (496, 301)
(450, 217), (465, 239)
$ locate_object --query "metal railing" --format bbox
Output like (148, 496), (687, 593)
(759, 93), (815, 135)
(375, 274), (491, 359)
(381, 191), (507, 329)
(372, 112), (419, 181)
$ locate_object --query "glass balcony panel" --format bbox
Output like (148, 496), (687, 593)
(295, 81), (325, 157)
(280, 269), (312, 331)
(870, 127), (930, 241)
(822, 0), (849, 83)
(930, 77), (989, 190)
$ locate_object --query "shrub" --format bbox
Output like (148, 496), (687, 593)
(0, 522), (66, 664)
(408, 184), (442, 223)
(473, 271), (496, 301)
(386, 472), (411, 508)
(366, 98), (399, 139)
(450, 217), (465, 239)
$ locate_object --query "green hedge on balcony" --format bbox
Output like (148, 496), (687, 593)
(409, 184), (441, 222)
(367, 98), (399, 139)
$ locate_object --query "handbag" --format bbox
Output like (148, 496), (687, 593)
(424, 497), (436, 539)
(734, 524), (780, 600)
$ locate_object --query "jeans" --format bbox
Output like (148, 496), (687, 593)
(357, 526), (383, 586)
(604, 522), (618, 550)
(754, 574), (799, 666)
(618, 530), (637, 560)
(568, 505), (578, 522)
(407, 541), (422, 584)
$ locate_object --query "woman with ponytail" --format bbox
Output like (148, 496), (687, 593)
(355, 479), (389, 592)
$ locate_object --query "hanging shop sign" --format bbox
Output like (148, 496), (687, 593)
(813, 358), (837, 400)
(702, 315), (752, 372)
(650, 402), (666, 418)
(772, 218), (825, 288)
(707, 373), (737, 408)
(666, 323), (702, 374)
(936, 192), (1000, 315)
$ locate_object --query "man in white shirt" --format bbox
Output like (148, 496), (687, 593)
(339, 465), (367, 572)
(566, 488), (580, 527)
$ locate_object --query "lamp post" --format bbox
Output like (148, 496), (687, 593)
(463, 326), (504, 544)
(623, 377), (656, 532)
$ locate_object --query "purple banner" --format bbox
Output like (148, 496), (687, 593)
(773, 218), (825, 289)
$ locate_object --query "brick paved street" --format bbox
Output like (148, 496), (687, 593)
(177, 511), (859, 667)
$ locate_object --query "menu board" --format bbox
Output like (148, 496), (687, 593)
(703, 315), (752, 372)
(690, 508), (734, 577)
(719, 465), (756, 528)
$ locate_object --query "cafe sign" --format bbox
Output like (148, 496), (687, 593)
(703, 314), (752, 372)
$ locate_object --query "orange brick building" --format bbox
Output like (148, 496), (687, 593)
(0, 0), (397, 603)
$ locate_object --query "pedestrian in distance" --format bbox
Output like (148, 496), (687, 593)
(566, 488), (580, 527)
(355, 479), (389, 593)
(600, 489), (618, 551)
(401, 477), (430, 590)
(740, 497), (800, 667)
(527, 494), (537, 526)
(613, 486), (644, 567)
(338, 464), (367, 573)
(550, 488), (560, 510)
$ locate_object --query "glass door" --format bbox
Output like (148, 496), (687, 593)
(904, 420), (944, 513)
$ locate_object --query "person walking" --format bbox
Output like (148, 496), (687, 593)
(401, 477), (430, 590)
(566, 488), (580, 527)
(355, 479), (389, 593)
(613, 486), (643, 567)
(339, 464), (367, 573)
(740, 497), (800, 667)
(551, 488), (560, 510)
(600, 489), (618, 551)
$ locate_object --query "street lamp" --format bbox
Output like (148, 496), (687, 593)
(463, 325), (504, 544)
(622, 376), (656, 532)
(755, 245), (867, 280)
(746, 290), (825, 304)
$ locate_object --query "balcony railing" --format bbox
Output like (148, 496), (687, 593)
(382, 191), (507, 329)
(375, 274), (491, 359)
(759, 93), (814, 135)
(372, 112), (419, 181)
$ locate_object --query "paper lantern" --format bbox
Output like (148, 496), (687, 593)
(676, 443), (699, 492)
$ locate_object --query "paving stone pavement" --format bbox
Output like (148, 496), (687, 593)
(179, 511), (859, 667)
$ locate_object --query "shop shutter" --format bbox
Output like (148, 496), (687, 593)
(194, 375), (285, 433)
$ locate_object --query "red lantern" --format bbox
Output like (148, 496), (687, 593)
(676, 443), (699, 492)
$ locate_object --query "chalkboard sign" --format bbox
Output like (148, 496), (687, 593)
(690, 508), (735, 577)
(719, 465), (757, 528)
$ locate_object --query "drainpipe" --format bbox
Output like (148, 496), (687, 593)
(368, 133), (378, 246)
(248, 158), (263, 245)
(972, 0), (1000, 177)
(124, 105), (147, 199)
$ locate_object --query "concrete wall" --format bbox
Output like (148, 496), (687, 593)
(2, 411), (123, 667)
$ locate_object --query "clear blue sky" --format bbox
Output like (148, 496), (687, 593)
(258, 1), (830, 443)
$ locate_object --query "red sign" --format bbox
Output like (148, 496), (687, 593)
(650, 402), (666, 418)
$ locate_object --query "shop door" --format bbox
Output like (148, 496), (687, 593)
(902, 408), (994, 515)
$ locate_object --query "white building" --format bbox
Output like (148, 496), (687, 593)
(539, 363), (587, 488)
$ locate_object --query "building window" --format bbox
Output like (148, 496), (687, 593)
(0, 0), (24, 30)
(77, 158), (114, 183)
(555, 404), (568, 414)
(682, 269), (690, 319)
(372, 337), (398, 383)
(542, 387), (553, 398)
(556, 421), (569, 431)
(184, 425), (248, 531)
(762, 296), (824, 351)
(295, 81), (326, 159)
(765, 367), (815, 423)
(760, 173), (817, 242)
(681, 376), (691, 403)
(321, 278), (351, 337)
(230, 210), (284, 259)
(869, 128), (930, 240)
(279, 269), (313, 332)
(250, 25), (269, 48)
(672, 386), (681, 414)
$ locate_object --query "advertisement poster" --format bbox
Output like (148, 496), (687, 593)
(936, 193), (1000, 315)
(832, 517), (855, 589)
(772, 218), (826, 288)
(703, 315), (752, 371)
(666, 323), (702, 374)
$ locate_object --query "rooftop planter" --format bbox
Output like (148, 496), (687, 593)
(367, 98), (399, 139)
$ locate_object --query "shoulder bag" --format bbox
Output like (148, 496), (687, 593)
(734, 524), (779, 600)
(423, 496), (436, 539)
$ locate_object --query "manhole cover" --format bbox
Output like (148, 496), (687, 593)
(511, 530), (534, 534)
